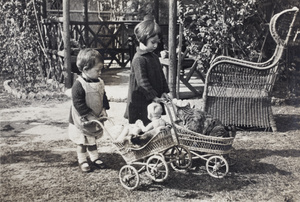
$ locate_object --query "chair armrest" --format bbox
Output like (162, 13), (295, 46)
(210, 54), (275, 68)
(209, 12), (283, 67)
(204, 60), (279, 99)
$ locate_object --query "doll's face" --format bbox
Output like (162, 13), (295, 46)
(140, 35), (160, 53)
(148, 103), (163, 120)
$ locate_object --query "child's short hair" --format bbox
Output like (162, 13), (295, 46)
(76, 48), (103, 72)
(134, 20), (161, 45)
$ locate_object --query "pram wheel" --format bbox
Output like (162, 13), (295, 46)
(165, 145), (192, 171)
(206, 155), (229, 178)
(119, 165), (140, 190)
(146, 155), (169, 182)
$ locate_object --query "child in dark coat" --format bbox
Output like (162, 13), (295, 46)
(124, 19), (170, 125)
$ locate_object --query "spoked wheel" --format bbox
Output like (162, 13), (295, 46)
(119, 165), (140, 190)
(165, 145), (192, 171)
(206, 155), (229, 178)
(146, 155), (169, 182)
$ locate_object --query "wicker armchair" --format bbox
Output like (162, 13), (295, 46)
(203, 7), (299, 132)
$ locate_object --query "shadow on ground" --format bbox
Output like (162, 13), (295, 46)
(275, 114), (300, 132)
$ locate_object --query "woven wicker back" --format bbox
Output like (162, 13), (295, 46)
(204, 7), (299, 99)
(202, 7), (299, 130)
(269, 7), (299, 46)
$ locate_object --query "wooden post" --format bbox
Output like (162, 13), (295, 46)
(83, 0), (89, 46)
(168, 0), (177, 98)
(154, 0), (159, 24)
(176, 23), (183, 98)
(42, 0), (47, 19)
(63, 0), (72, 88)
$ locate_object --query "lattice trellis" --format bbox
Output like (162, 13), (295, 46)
(68, 21), (137, 68)
(48, 0), (62, 10)
(41, 19), (137, 86)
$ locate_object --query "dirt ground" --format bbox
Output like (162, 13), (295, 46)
(1, 70), (300, 201)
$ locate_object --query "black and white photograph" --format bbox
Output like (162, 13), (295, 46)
(1, 0), (300, 201)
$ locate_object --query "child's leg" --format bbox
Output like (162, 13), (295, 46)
(87, 145), (105, 168)
(77, 144), (90, 172)
(86, 145), (98, 162)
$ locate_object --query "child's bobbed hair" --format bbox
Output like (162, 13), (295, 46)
(76, 48), (104, 72)
(134, 20), (161, 45)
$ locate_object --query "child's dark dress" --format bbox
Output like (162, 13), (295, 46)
(124, 47), (170, 125)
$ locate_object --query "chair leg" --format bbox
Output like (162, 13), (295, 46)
(269, 113), (277, 132)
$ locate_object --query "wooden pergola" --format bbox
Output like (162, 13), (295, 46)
(62, 0), (179, 98)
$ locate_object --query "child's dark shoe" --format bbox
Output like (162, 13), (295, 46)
(93, 159), (106, 169)
(79, 161), (91, 172)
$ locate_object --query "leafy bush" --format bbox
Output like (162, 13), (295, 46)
(178, 0), (262, 72)
(0, 0), (44, 94)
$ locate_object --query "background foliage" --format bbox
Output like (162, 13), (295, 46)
(178, 0), (300, 100)
(0, 0), (46, 94)
(179, 0), (269, 71)
(0, 0), (299, 100)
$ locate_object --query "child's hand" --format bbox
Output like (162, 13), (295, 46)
(100, 109), (107, 117)
(99, 109), (108, 121)
(86, 114), (98, 121)
(80, 114), (97, 127)
(166, 93), (173, 100)
(153, 97), (164, 103)
(161, 93), (172, 99)
(135, 119), (143, 125)
(135, 119), (144, 130)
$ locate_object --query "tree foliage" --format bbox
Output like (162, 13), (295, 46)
(178, 0), (263, 72)
(178, 0), (300, 100)
(0, 0), (44, 93)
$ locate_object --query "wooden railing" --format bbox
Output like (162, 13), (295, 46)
(40, 17), (170, 88)
(39, 19), (140, 87)
(41, 19), (139, 69)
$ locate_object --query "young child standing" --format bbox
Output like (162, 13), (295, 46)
(124, 20), (170, 125)
(68, 48), (110, 172)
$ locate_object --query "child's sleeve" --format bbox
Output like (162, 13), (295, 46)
(161, 67), (170, 93)
(72, 81), (92, 116)
(133, 57), (157, 100)
(103, 91), (110, 110)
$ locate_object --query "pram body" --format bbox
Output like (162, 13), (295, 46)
(89, 115), (192, 190)
(164, 98), (236, 178)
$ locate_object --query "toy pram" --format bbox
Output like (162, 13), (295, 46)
(88, 114), (192, 190)
(163, 96), (236, 179)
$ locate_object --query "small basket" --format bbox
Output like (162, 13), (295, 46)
(113, 129), (175, 163)
(174, 123), (234, 155)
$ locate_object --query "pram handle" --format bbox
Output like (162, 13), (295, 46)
(160, 94), (182, 144)
(82, 117), (115, 140)
(81, 117), (111, 125)
(161, 94), (180, 122)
